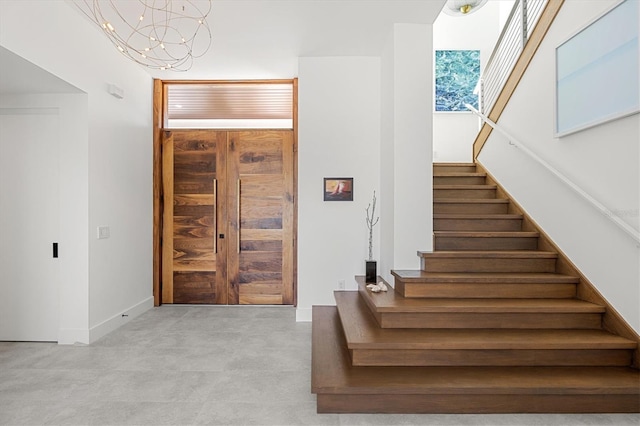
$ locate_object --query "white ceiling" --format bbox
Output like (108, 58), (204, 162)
(0, 0), (447, 93)
(0, 46), (84, 95)
(164, 0), (448, 79)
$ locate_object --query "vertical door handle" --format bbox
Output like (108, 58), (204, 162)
(213, 178), (217, 254)
(237, 179), (241, 253)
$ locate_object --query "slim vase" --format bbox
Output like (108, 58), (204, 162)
(365, 260), (377, 283)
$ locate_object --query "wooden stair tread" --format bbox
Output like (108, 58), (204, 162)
(335, 292), (633, 349)
(434, 231), (539, 237)
(391, 270), (579, 284)
(433, 172), (486, 177)
(434, 185), (497, 189)
(312, 305), (640, 394)
(418, 250), (557, 259)
(353, 282), (603, 313)
(434, 214), (522, 219)
(434, 199), (509, 204)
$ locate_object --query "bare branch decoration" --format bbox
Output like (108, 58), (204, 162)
(366, 191), (379, 261)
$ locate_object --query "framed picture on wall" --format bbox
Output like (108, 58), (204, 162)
(324, 178), (353, 201)
(435, 50), (480, 112)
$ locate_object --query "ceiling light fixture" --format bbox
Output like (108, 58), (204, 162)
(442, 0), (489, 16)
(73, 0), (212, 71)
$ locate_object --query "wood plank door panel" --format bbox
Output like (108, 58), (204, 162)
(228, 130), (294, 305)
(162, 130), (228, 304)
(162, 129), (293, 305)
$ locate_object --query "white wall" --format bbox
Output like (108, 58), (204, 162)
(380, 23), (435, 285)
(297, 57), (381, 320)
(296, 25), (435, 321)
(478, 0), (640, 332)
(433, 1), (503, 162)
(380, 28), (396, 285)
(391, 24), (434, 267)
(0, 1), (153, 343)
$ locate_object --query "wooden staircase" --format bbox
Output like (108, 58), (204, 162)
(311, 162), (640, 414)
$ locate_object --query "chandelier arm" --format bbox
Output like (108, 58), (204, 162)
(73, 0), (212, 71)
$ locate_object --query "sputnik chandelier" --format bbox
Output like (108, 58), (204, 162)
(73, 0), (212, 71)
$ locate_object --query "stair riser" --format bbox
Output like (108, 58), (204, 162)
(395, 282), (577, 299)
(317, 394), (640, 414)
(434, 176), (486, 185)
(434, 189), (497, 199)
(433, 165), (477, 173)
(434, 218), (523, 231)
(434, 202), (509, 214)
(434, 236), (539, 251)
(373, 312), (603, 329)
(421, 257), (557, 273)
(350, 349), (632, 367)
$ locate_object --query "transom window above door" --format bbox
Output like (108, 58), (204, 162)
(166, 81), (294, 129)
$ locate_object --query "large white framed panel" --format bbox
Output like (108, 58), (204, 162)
(555, 0), (639, 137)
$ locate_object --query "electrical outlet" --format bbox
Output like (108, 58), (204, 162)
(97, 226), (110, 239)
(338, 279), (345, 290)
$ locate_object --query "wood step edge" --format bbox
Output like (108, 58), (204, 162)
(433, 162), (476, 167)
(355, 282), (604, 314)
(418, 250), (557, 258)
(312, 306), (640, 395)
(390, 270), (580, 283)
(337, 292), (632, 350)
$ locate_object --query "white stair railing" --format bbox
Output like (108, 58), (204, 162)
(466, 103), (640, 245)
(481, 0), (547, 114)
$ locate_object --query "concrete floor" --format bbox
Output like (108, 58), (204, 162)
(1, 305), (638, 425)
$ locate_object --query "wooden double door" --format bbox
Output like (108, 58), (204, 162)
(162, 129), (294, 305)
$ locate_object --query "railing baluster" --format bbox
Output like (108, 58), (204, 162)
(479, 0), (548, 114)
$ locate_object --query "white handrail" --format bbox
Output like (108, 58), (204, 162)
(466, 103), (640, 245)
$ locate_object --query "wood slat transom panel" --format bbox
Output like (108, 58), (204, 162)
(167, 83), (293, 120)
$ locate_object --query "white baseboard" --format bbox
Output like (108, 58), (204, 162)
(88, 296), (154, 344)
(58, 328), (90, 345)
(296, 307), (312, 322)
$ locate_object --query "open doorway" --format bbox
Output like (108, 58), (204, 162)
(0, 46), (85, 342)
